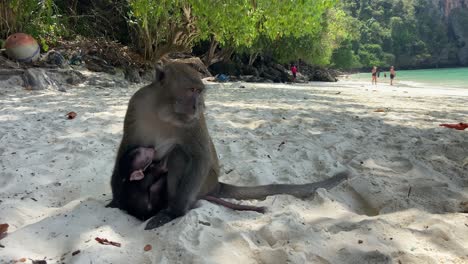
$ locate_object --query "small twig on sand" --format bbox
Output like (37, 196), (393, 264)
(407, 186), (412, 198)
(95, 237), (121, 247)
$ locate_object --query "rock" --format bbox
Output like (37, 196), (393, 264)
(124, 67), (142, 83)
(259, 65), (288, 83)
(240, 65), (259, 76)
(43, 50), (66, 67)
(22, 68), (65, 91)
(69, 51), (83, 65)
(64, 70), (86, 85)
(0, 75), (24, 87)
(296, 63), (338, 82)
(45, 69), (86, 86)
(44, 50), (67, 68)
(238, 75), (270, 83)
(312, 68), (337, 82)
(0, 55), (20, 69)
(209, 61), (241, 76)
(83, 55), (116, 74)
(86, 75), (125, 88)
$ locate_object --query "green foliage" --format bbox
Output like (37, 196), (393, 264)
(333, 0), (464, 69)
(0, 0), (65, 51)
(0, 0), (346, 66)
(127, 0), (197, 60)
(332, 40), (362, 68)
(233, 3), (348, 66)
(127, 0), (341, 62)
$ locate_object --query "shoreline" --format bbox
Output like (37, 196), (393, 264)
(0, 78), (467, 263)
(340, 67), (468, 90)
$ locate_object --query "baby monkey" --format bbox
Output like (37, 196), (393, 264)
(120, 147), (265, 220)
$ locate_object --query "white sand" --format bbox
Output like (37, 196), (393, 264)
(0, 74), (467, 264)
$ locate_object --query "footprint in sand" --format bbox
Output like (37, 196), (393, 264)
(375, 156), (413, 173)
(256, 248), (289, 264)
(0, 172), (14, 189)
(338, 248), (391, 264)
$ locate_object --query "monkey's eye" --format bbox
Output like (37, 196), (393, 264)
(189, 88), (202, 94)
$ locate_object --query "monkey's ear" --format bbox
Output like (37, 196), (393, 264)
(130, 170), (145, 181)
(155, 64), (166, 83)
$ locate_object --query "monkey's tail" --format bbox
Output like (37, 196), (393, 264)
(203, 196), (266, 213)
(215, 171), (349, 200)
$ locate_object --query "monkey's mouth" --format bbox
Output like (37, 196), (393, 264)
(173, 113), (198, 126)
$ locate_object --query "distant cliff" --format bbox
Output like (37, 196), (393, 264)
(334, 0), (468, 69)
(445, 1), (468, 65)
(435, 0), (468, 17)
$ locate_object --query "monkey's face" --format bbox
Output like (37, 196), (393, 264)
(174, 86), (203, 117)
(156, 63), (206, 127)
(168, 73), (205, 126)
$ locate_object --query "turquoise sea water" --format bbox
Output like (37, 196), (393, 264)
(349, 67), (468, 88)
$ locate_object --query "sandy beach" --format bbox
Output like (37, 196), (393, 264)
(0, 74), (467, 264)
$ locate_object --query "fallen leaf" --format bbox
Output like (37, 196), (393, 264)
(0, 223), (8, 240)
(72, 250), (81, 256)
(66, 112), (77, 120)
(16, 258), (27, 263)
(439, 123), (468, 130)
(374, 109), (385, 112)
(144, 244), (152, 251)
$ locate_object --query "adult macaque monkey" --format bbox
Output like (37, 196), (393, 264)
(108, 62), (348, 230)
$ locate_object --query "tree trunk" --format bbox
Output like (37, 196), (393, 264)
(202, 38), (234, 67)
(202, 37), (218, 66)
(248, 52), (259, 66)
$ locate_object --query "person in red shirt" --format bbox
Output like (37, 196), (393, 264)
(291, 64), (298, 82)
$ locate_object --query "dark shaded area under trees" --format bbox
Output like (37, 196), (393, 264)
(1, 0), (466, 81)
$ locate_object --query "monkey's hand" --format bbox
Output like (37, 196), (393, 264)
(144, 209), (175, 230)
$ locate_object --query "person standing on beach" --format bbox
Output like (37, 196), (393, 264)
(291, 64), (298, 82)
(371, 66), (377, 85)
(390, 66), (396, 85)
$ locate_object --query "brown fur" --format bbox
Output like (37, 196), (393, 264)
(108, 62), (348, 230)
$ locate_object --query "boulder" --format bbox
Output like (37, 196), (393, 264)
(22, 68), (65, 91)
(124, 67), (142, 83)
(83, 55), (116, 74)
(43, 50), (67, 67)
(312, 68), (337, 82)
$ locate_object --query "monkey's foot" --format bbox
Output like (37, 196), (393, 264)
(144, 210), (174, 230)
(106, 199), (119, 208)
